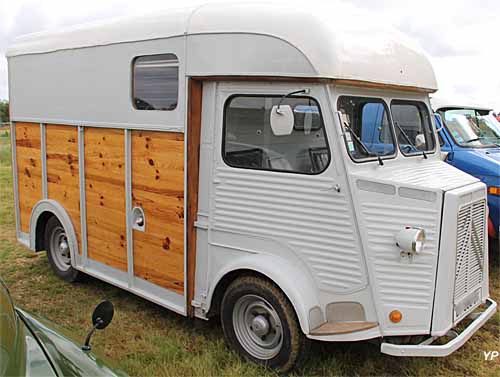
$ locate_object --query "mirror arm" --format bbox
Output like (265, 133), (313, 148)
(82, 318), (104, 352)
(276, 89), (309, 114)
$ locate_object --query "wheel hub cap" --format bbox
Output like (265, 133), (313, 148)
(59, 240), (69, 254)
(251, 315), (270, 337)
(232, 294), (283, 360)
(49, 226), (71, 272)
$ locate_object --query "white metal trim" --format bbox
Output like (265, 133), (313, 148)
(40, 123), (47, 199)
(10, 122), (22, 240)
(78, 126), (88, 265)
(17, 232), (30, 248)
(10, 118), (184, 133)
(83, 259), (186, 315)
(381, 299), (497, 357)
(124, 129), (134, 287)
(182, 73), (190, 306)
(29, 199), (81, 266)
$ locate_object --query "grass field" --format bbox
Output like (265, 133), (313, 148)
(0, 129), (499, 376)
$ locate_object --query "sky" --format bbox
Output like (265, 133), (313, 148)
(0, 0), (499, 111)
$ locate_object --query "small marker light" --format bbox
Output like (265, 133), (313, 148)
(488, 186), (500, 196)
(389, 310), (402, 323)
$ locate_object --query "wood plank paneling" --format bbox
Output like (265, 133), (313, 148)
(15, 122), (42, 233)
(187, 79), (202, 315)
(85, 128), (127, 271)
(131, 130), (184, 294)
(46, 125), (81, 252)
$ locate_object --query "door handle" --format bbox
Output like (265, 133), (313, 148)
(321, 184), (341, 193)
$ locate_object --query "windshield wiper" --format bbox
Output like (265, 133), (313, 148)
(394, 121), (427, 159)
(343, 122), (384, 166)
(465, 137), (480, 144)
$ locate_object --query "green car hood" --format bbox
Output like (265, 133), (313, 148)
(1, 281), (54, 376)
(16, 308), (126, 377)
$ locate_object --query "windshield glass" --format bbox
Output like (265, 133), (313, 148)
(443, 109), (500, 147)
(391, 100), (435, 155)
(337, 96), (396, 161)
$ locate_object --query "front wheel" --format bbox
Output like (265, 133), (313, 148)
(45, 216), (80, 282)
(220, 276), (307, 373)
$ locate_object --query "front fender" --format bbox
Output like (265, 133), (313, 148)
(208, 253), (322, 334)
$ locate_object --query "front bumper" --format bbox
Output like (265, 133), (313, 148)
(380, 298), (497, 357)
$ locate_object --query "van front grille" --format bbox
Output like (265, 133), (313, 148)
(454, 199), (486, 314)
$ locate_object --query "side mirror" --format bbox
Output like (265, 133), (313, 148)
(270, 105), (294, 136)
(82, 300), (114, 351)
(92, 300), (114, 329)
(434, 113), (444, 132)
(415, 134), (426, 149)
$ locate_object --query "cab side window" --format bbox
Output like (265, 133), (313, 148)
(223, 95), (330, 174)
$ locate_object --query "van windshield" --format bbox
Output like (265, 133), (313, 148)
(443, 110), (500, 147)
(337, 96), (396, 161)
(391, 100), (435, 155)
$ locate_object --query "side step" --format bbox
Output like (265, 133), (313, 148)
(310, 321), (378, 336)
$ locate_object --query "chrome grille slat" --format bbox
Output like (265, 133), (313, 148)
(454, 198), (486, 319)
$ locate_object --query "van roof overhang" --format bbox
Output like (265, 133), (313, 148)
(6, 3), (438, 93)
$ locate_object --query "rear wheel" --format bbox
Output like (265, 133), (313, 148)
(45, 217), (80, 282)
(220, 276), (307, 373)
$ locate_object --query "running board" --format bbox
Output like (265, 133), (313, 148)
(310, 321), (378, 335)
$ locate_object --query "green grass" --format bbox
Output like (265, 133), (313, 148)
(0, 130), (499, 376)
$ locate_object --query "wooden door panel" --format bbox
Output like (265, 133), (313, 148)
(131, 130), (185, 294)
(85, 128), (127, 271)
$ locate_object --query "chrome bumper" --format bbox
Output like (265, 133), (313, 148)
(381, 298), (497, 357)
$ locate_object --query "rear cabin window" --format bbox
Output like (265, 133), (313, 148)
(337, 96), (396, 161)
(391, 100), (435, 155)
(132, 54), (179, 111)
(223, 95), (330, 174)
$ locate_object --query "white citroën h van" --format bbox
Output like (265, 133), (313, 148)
(6, 3), (497, 372)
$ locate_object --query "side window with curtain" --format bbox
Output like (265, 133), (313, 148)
(223, 95), (331, 174)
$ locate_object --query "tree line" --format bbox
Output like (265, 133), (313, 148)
(0, 100), (9, 123)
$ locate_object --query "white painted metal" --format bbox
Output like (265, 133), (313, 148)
(431, 182), (488, 336)
(381, 298), (497, 357)
(10, 122), (22, 241)
(40, 123), (47, 199)
(29, 199), (81, 267)
(7, 2), (496, 359)
(124, 129), (134, 288)
(430, 98), (493, 112)
(6, 3), (436, 91)
(8, 37), (186, 131)
(77, 126), (88, 266)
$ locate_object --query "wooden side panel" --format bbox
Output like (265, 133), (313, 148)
(187, 79), (202, 315)
(85, 128), (127, 271)
(46, 125), (81, 252)
(15, 122), (42, 233)
(131, 131), (184, 294)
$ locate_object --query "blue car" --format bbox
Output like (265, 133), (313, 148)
(432, 103), (500, 242)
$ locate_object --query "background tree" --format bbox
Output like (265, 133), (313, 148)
(0, 100), (9, 123)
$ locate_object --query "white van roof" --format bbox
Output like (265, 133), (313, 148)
(6, 2), (438, 91)
(431, 97), (493, 112)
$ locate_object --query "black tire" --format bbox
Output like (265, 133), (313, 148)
(221, 275), (308, 373)
(44, 216), (81, 282)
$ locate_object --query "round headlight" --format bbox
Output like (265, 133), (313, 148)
(396, 227), (426, 254)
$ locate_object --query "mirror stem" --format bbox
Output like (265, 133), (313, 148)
(276, 89), (309, 114)
(82, 318), (104, 352)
